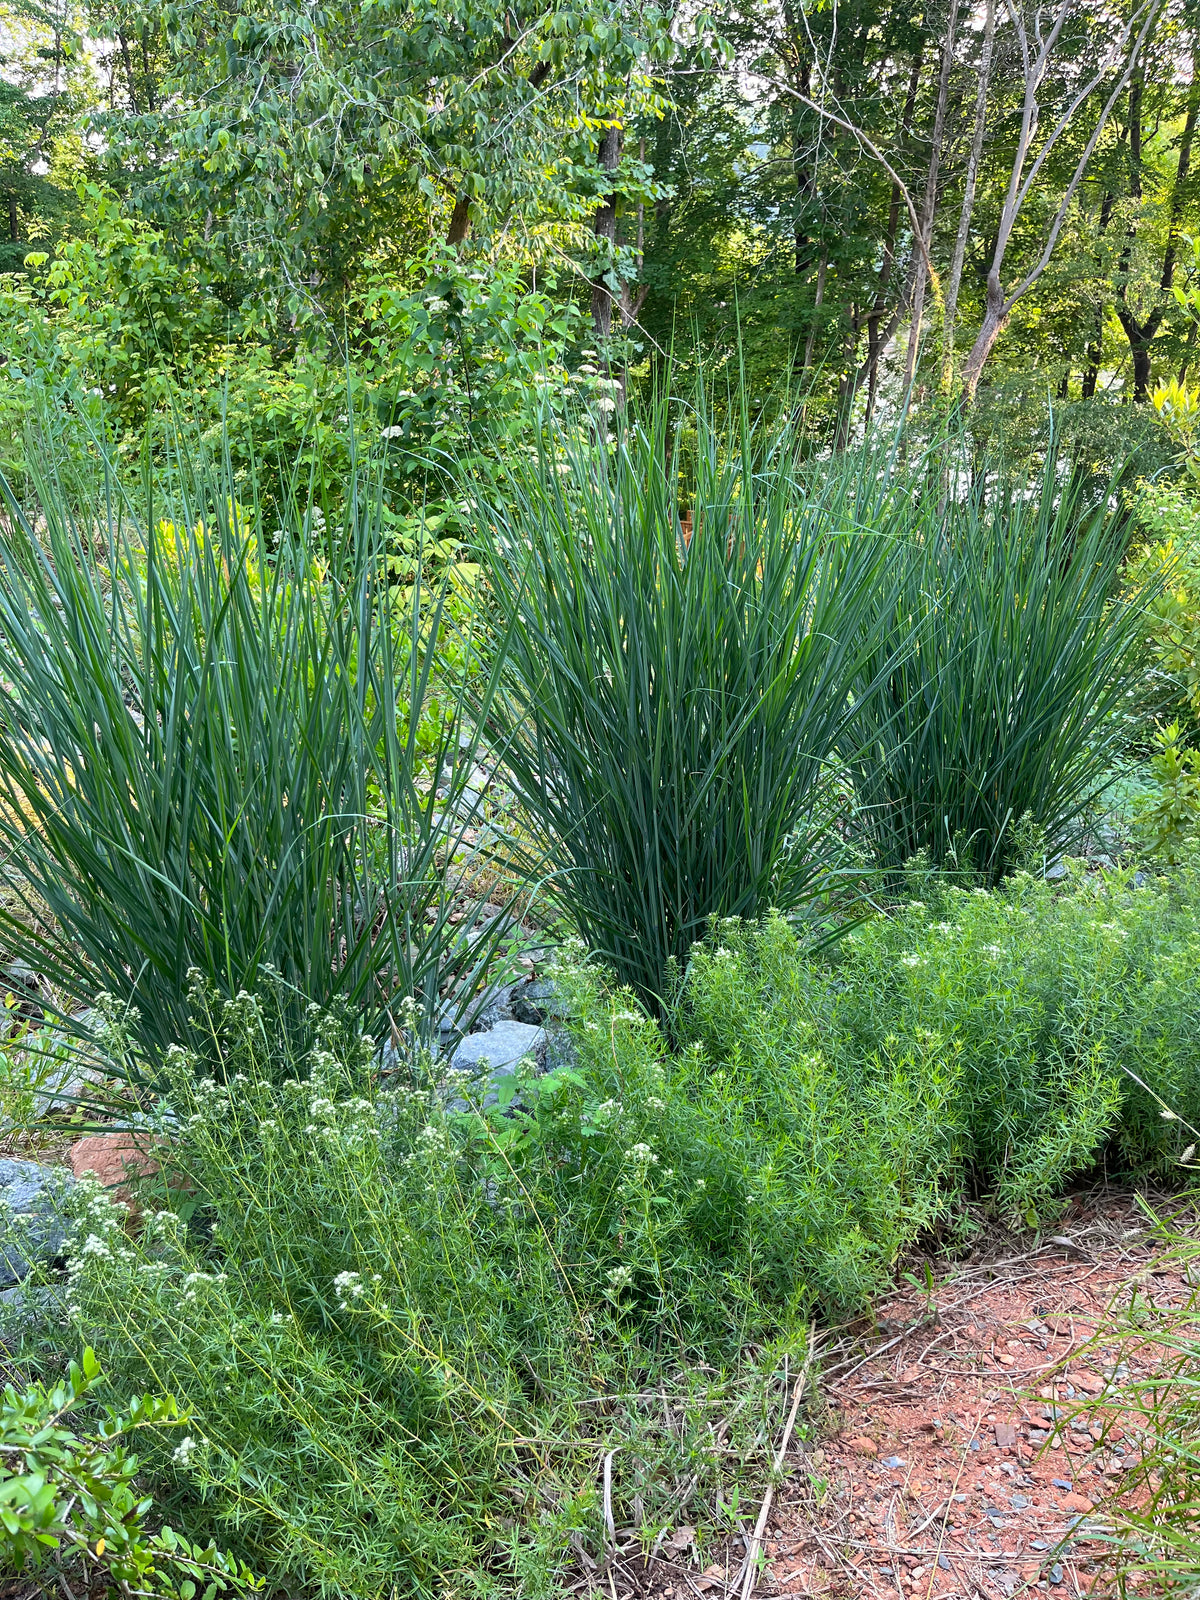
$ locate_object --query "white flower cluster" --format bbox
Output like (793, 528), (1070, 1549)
(333, 1269), (383, 1311)
(180, 1270), (228, 1305)
(625, 1143), (658, 1167)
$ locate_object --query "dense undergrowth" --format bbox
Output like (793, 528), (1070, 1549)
(3, 394), (1200, 1597)
(23, 863), (1194, 1597)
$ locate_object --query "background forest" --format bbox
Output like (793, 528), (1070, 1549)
(4, 0), (1200, 478)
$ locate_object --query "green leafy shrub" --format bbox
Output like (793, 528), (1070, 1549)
(56, 870), (1200, 1592)
(0, 438), (515, 1065)
(63, 974), (824, 1596)
(476, 389), (899, 1008)
(847, 444), (1148, 882)
(1, 1346), (257, 1597)
(828, 867), (1200, 1206)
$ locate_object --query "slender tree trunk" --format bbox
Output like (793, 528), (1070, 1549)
(140, 26), (156, 112)
(618, 140), (648, 333)
(1082, 188), (1116, 397)
(803, 247), (827, 370)
(862, 51), (923, 416)
(961, 274), (1008, 398)
(942, 0), (996, 387)
(591, 125), (623, 340)
(1115, 61), (1196, 399)
(118, 31), (138, 113)
(902, 0), (958, 407)
(7, 194), (17, 244)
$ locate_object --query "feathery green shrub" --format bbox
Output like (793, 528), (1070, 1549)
(63, 974), (823, 1597)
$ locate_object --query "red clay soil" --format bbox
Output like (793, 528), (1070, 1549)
(757, 1191), (1189, 1600)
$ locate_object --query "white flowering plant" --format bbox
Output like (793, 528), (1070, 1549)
(61, 970), (812, 1597)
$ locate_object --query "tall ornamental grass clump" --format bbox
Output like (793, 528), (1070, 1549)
(0, 442), (512, 1065)
(847, 445), (1148, 882)
(475, 391), (900, 1008)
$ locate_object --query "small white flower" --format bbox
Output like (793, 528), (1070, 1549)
(625, 1143), (657, 1165)
(594, 397), (617, 414)
(380, 424), (404, 440)
(900, 954), (922, 969)
(646, 1095), (666, 1112)
(172, 1435), (197, 1466)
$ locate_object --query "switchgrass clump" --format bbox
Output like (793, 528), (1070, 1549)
(0, 442), (515, 1066)
(847, 443), (1149, 882)
(474, 390), (900, 1009)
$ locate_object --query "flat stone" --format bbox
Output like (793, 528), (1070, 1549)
(0, 1159), (75, 1287)
(452, 1020), (546, 1076)
(995, 1422), (1018, 1448)
(451, 1021), (547, 1108)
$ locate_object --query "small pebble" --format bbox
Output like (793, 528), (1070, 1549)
(881, 1455), (906, 1469)
(1049, 1564), (1064, 1586)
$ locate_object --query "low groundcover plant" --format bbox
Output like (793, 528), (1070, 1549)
(56, 863), (1200, 1597)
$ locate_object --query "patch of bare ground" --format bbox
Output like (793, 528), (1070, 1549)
(589, 1190), (1195, 1600)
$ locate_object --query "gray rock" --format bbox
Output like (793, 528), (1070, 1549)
(451, 1020), (547, 1108)
(0, 1160), (75, 1288)
(511, 977), (573, 1024)
(543, 1025), (579, 1075)
(0, 1281), (67, 1342)
(452, 1020), (546, 1077)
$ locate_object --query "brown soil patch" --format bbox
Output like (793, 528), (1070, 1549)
(763, 1193), (1183, 1600)
(595, 1192), (1192, 1600)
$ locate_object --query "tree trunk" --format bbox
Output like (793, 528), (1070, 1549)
(7, 194), (17, 244)
(803, 248), (827, 370)
(446, 196), (472, 245)
(119, 31), (138, 113)
(961, 272), (1007, 399)
(140, 26), (156, 112)
(1082, 187), (1116, 398)
(902, 0), (958, 407)
(942, 0), (996, 387)
(861, 50), (923, 416)
(591, 125), (623, 340)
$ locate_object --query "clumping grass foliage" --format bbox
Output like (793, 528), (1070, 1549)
(0, 448), (513, 1064)
(847, 444), (1150, 882)
(474, 391), (901, 1008)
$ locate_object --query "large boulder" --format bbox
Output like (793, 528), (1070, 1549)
(0, 1159), (74, 1287)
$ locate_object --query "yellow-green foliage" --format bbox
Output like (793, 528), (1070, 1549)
(1127, 490), (1200, 725)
